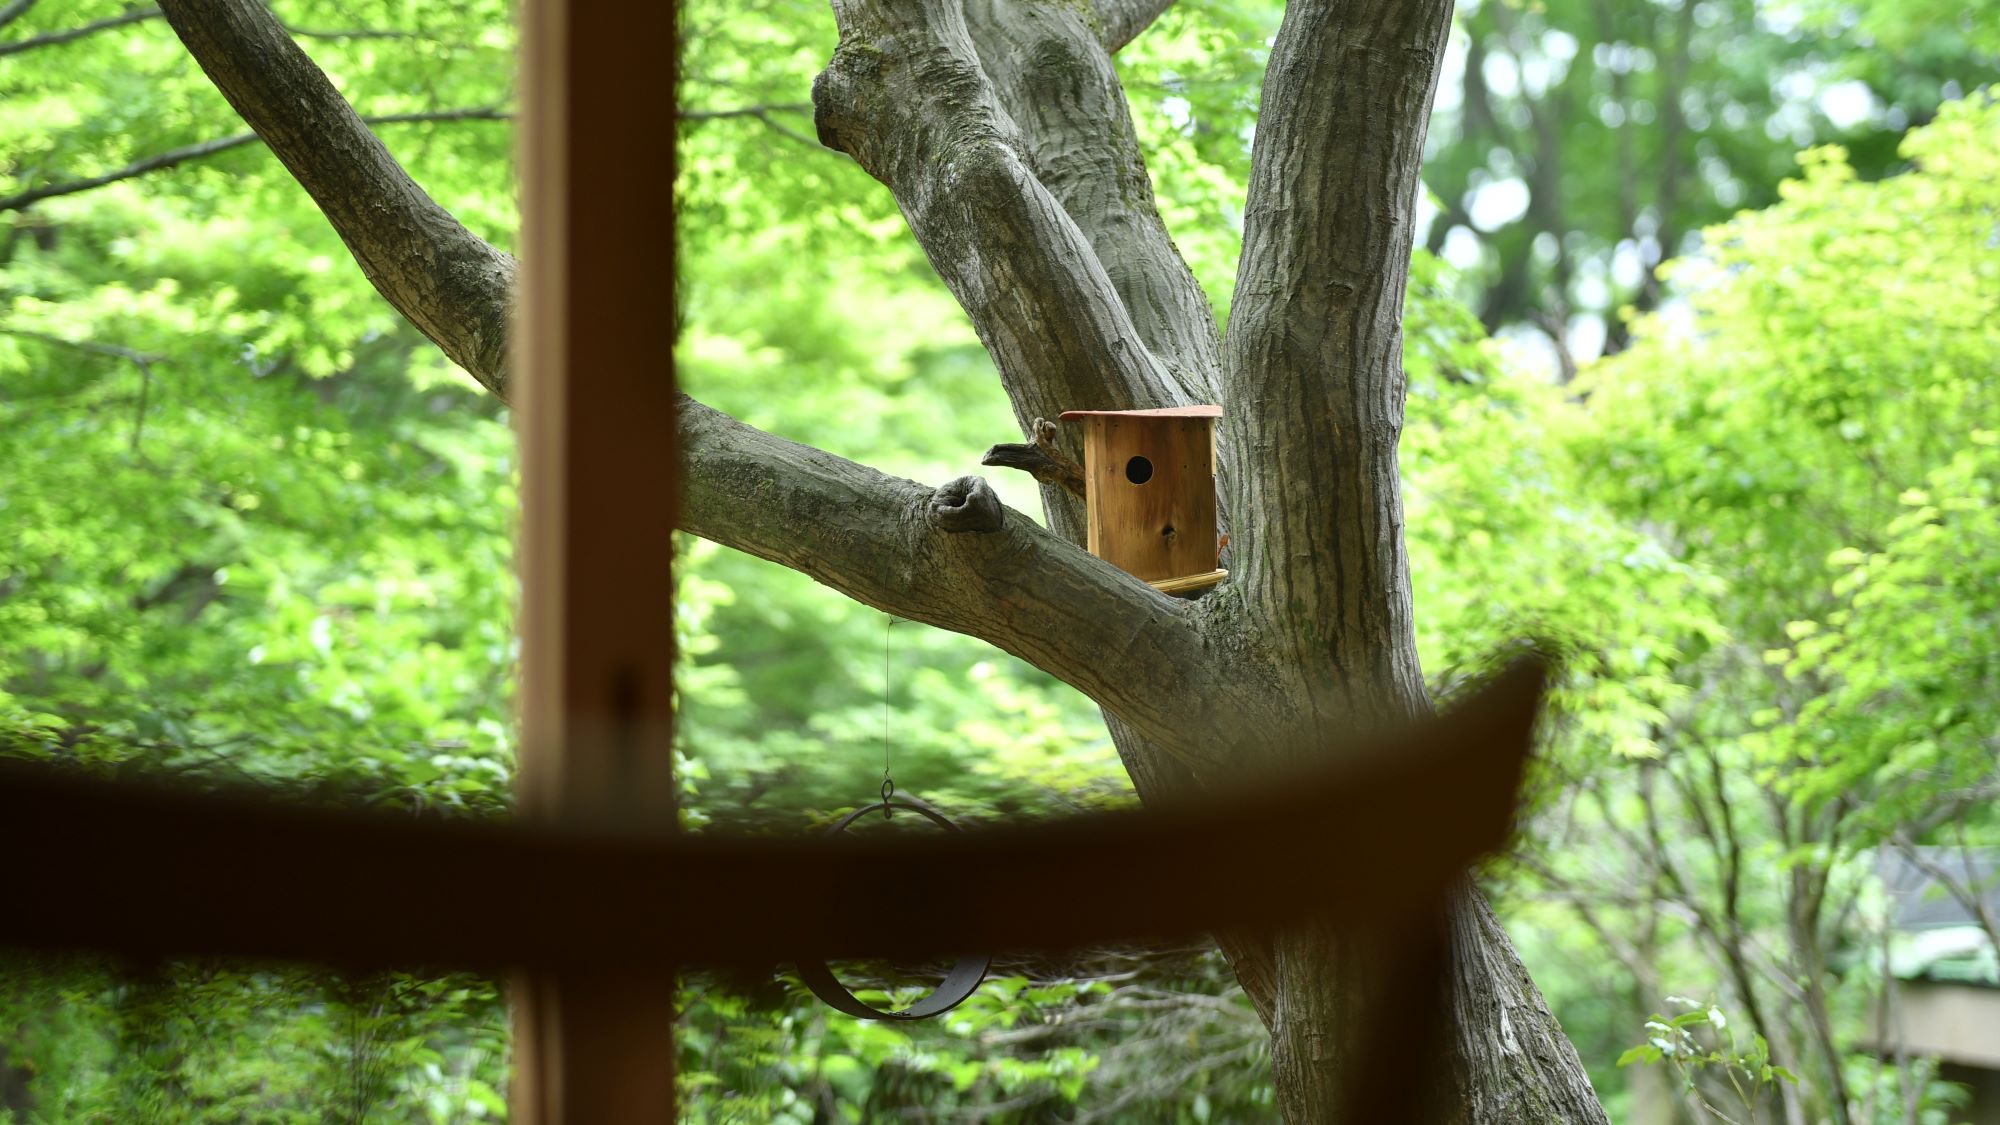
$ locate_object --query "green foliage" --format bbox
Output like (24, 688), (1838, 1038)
(1112, 0), (1278, 321)
(1, 0), (522, 804)
(1425, 0), (2000, 359)
(1579, 95), (2000, 842)
(1619, 999), (1798, 1123)
(3, 3), (523, 1120)
(677, 976), (1103, 1122)
(1402, 269), (1727, 775)
(1802, 0), (2000, 92)
(1513, 96), (2000, 1122)
(0, 959), (506, 1123)
(673, 958), (1271, 1123)
(0, 328), (517, 807)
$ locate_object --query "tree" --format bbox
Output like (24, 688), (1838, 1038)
(1422, 0), (2000, 367)
(122, 0), (1614, 1118)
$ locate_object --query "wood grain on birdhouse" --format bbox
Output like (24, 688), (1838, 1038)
(1058, 406), (1222, 588)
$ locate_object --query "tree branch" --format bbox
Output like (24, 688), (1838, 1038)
(681, 102), (814, 121)
(681, 102), (829, 150)
(981, 417), (1086, 497)
(1221, 0), (1453, 726)
(952, 0), (1219, 540)
(0, 6), (159, 57)
(154, 0), (514, 397)
(1, 326), (164, 454)
(277, 22), (423, 41)
(812, 0), (1186, 539)
(0, 0), (36, 35)
(962, 0), (1220, 401)
(1089, 0), (1175, 53)
(851, 0), (1267, 1008)
(0, 108), (511, 214)
(0, 4), (430, 56)
(0, 325), (164, 365)
(678, 396), (1269, 766)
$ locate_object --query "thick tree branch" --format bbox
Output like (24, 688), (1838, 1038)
(956, 0), (1219, 539)
(0, 108), (511, 214)
(962, 0), (1219, 400)
(1207, 4), (1614, 1120)
(154, 0), (514, 397)
(1221, 0), (1453, 728)
(677, 396), (1267, 766)
(812, 0), (1189, 539)
(1089, 0), (1175, 53)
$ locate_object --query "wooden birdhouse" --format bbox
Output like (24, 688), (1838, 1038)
(1057, 406), (1226, 595)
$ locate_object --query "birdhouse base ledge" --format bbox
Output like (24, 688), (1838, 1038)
(1147, 569), (1228, 597)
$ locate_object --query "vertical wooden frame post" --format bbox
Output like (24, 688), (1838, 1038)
(515, 0), (681, 1118)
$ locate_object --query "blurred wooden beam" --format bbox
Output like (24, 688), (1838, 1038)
(0, 660), (1541, 970)
(512, 0), (682, 1116)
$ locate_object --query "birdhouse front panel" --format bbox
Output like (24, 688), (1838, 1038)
(1063, 408), (1219, 584)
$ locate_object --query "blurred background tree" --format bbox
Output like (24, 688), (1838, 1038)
(1, 0), (1994, 1120)
(1423, 0), (2000, 373)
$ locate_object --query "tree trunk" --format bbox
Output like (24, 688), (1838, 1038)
(153, 0), (1613, 1118)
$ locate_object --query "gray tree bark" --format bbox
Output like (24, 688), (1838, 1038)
(155, 0), (1611, 1119)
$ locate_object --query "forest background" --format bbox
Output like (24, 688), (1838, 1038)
(0, 0), (1995, 1121)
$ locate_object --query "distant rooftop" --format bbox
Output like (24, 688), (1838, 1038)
(1878, 847), (2000, 987)
(1880, 848), (2000, 931)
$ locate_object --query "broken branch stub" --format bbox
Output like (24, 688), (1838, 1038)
(981, 417), (1087, 497)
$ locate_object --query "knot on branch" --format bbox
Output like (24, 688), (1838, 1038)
(981, 418), (1085, 498)
(811, 41), (885, 155)
(810, 68), (847, 152)
(929, 476), (1005, 533)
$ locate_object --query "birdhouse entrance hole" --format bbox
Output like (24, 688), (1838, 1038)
(1125, 456), (1154, 484)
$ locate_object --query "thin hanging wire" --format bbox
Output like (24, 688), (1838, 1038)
(880, 611), (896, 817)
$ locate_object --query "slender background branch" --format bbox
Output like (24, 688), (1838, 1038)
(0, 108), (511, 214)
(0, 0), (38, 35)
(0, 6), (158, 57)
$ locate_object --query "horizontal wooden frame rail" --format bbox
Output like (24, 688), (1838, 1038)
(1, 660), (1541, 974)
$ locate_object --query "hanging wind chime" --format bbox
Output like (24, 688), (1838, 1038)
(796, 614), (992, 1021)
